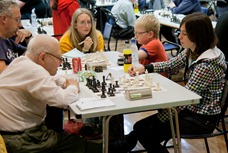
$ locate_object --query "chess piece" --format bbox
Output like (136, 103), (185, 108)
(112, 85), (116, 91)
(155, 83), (161, 91)
(106, 73), (112, 80)
(62, 58), (67, 70)
(109, 89), (115, 97)
(101, 86), (107, 98)
(92, 76), (99, 93)
(102, 75), (107, 85)
(65, 58), (72, 70)
(107, 88), (111, 95)
(96, 80), (101, 88)
(115, 81), (119, 88)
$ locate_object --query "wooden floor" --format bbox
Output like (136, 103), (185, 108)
(124, 112), (228, 153)
(107, 38), (228, 153)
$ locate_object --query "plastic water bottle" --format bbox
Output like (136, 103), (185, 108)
(123, 40), (132, 73)
(131, 38), (140, 66)
(134, 0), (139, 13)
(31, 8), (37, 27)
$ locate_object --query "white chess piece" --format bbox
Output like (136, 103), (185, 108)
(145, 69), (149, 81)
(155, 83), (161, 91)
(111, 75), (115, 85)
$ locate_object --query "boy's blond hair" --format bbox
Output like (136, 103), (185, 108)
(135, 14), (160, 38)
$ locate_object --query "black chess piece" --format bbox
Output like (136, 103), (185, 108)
(109, 89), (115, 97)
(95, 66), (103, 72)
(42, 29), (47, 34)
(97, 80), (101, 88)
(112, 85), (116, 92)
(62, 58), (67, 70)
(37, 27), (42, 34)
(92, 76), (99, 93)
(85, 64), (87, 70)
(65, 58), (72, 69)
(107, 88), (111, 95)
(86, 78), (89, 87)
(101, 82), (106, 91)
(101, 87), (106, 98)
(115, 81), (119, 88)
(102, 75), (107, 85)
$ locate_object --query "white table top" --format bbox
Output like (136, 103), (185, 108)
(21, 18), (54, 36)
(95, 1), (116, 7)
(136, 10), (217, 29)
(68, 51), (201, 119)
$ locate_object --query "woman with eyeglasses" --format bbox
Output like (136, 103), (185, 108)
(60, 8), (104, 54)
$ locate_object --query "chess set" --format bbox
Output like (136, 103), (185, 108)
(59, 52), (110, 73)
(82, 52), (109, 72)
(170, 14), (181, 24)
(81, 71), (166, 101)
(156, 10), (181, 24)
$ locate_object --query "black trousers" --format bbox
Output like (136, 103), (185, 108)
(133, 109), (218, 153)
(45, 106), (64, 132)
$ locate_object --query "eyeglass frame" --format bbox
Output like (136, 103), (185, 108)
(7, 15), (21, 24)
(134, 31), (149, 36)
(77, 21), (92, 26)
(45, 52), (63, 63)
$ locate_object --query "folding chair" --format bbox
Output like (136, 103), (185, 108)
(100, 8), (134, 51)
(164, 77), (228, 153)
(162, 40), (182, 57)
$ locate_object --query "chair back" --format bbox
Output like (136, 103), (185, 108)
(100, 8), (117, 51)
(103, 22), (113, 40)
(100, 8), (118, 33)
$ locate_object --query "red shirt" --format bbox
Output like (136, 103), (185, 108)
(139, 38), (168, 65)
(51, 0), (80, 40)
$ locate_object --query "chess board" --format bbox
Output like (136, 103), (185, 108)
(79, 73), (167, 100)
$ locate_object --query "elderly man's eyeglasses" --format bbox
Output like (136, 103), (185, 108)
(45, 52), (63, 62)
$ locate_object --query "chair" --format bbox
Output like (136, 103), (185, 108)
(162, 40), (182, 79)
(164, 77), (228, 153)
(103, 22), (113, 51)
(100, 8), (134, 51)
(162, 40), (182, 57)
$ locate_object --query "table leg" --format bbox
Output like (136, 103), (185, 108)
(102, 115), (112, 153)
(171, 108), (181, 153)
(168, 108), (179, 153)
(168, 108), (182, 153)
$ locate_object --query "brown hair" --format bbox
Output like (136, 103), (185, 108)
(180, 12), (217, 57)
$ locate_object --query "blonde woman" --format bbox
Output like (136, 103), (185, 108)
(60, 8), (104, 54)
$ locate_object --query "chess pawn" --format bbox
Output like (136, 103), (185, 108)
(155, 83), (161, 91)
(145, 69), (149, 81)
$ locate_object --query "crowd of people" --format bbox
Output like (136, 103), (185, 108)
(0, 0), (227, 152)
